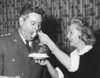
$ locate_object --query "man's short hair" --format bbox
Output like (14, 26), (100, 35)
(19, 4), (45, 17)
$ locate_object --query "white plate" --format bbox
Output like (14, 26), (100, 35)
(0, 75), (20, 78)
(28, 53), (49, 59)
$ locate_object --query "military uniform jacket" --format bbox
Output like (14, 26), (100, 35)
(0, 30), (48, 78)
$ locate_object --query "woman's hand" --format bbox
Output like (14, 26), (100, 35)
(38, 31), (52, 45)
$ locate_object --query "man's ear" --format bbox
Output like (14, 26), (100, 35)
(19, 17), (24, 27)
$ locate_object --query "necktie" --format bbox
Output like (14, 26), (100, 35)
(25, 40), (31, 52)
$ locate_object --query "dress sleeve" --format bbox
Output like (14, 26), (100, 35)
(68, 51), (80, 72)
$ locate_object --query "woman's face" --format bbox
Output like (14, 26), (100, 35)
(67, 23), (82, 47)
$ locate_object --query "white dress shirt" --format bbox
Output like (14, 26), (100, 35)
(18, 30), (32, 47)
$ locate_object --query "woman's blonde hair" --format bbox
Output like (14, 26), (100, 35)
(69, 18), (96, 45)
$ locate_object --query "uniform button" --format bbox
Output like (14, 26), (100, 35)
(12, 59), (15, 62)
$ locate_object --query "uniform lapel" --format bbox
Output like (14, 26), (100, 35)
(11, 30), (29, 56)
